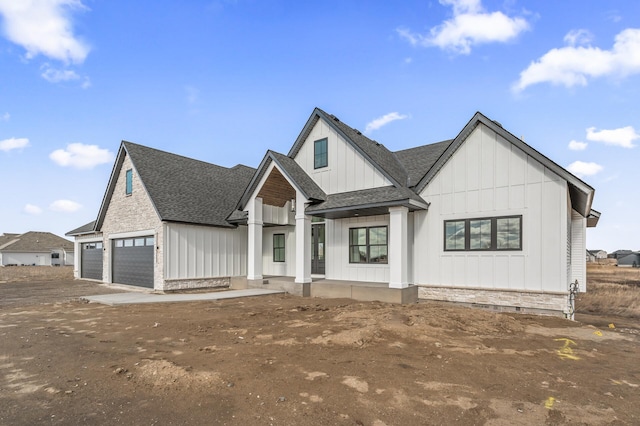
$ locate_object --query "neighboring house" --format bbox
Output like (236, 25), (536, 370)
(608, 250), (633, 260)
(68, 108), (600, 316)
(586, 249), (607, 263)
(618, 252), (640, 268)
(0, 231), (74, 266)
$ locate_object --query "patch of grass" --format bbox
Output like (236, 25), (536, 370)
(577, 264), (640, 318)
(0, 265), (74, 283)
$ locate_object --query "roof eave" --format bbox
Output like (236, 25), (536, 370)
(306, 198), (428, 220)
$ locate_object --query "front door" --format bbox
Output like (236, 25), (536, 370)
(311, 224), (325, 275)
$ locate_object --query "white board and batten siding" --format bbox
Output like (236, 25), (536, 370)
(164, 223), (247, 280)
(414, 124), (570, 293)
(293, 119), (392, 194)
(261, 226), (296, 276)
(325, 215), (390, 283)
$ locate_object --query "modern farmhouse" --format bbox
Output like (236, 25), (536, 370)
(68, 108), (600, 316)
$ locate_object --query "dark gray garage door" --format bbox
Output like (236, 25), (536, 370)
(81, 242), (103, 280)
(112, 236), (154, 288)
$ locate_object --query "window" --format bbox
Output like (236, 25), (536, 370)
(125, 169), (133, 195)
(273, 234), (285, 262)
(349, 226), (388, 264)
(51, 253), (60, 259)
(145, 237), (155, 246)
(496, 217), (521, 249)
(444, 216), (522, 251)
(314, 138), (328, 169)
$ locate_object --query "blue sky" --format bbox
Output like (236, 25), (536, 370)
(0, 0), (638, 252)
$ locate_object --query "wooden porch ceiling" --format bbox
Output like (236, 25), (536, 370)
(257, 167), (296, 207)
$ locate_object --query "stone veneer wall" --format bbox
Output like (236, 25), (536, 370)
(418, 285), (569, 316)
(100, 154), (164, 289)
(163, 277), (230, 291)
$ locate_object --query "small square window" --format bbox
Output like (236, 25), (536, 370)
(314, 138), (328, 169)
(125, 169), (133, 195)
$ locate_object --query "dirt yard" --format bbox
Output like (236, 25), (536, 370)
(1, 268), (639, 425)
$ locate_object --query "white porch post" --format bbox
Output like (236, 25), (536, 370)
(295, 191), (311, 284)
(247, 196), (263, 280)
(389, 206), (409, 289)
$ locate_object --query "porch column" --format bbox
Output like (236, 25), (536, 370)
(389, 206), (409, 289)
(295, 191), (311, 284)
(247, 197), (263, 280)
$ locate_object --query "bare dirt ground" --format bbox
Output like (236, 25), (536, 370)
(1, 268), (639, 425)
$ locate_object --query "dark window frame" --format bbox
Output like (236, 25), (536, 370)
(273, 233), (285, 262)
(349, 226), (388, 264)
(314, 138), (328, 169)
(444, 215), (522, 252)
(125, 169), (133, 195)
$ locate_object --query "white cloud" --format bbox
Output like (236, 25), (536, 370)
(568, 140), (588, 151)
(563, 29), (593, 47)
(49, 199), (82, 213)
(365, 112), (409, 133)
(513, 28), (640, 92)
(586, 126), (638, 148)
(397, 0), (529, 55)
(23, 204), (42, 215)
(567, 161), (603, 178)
(1, 112), (9, 121)
(0, 0), (90, 64)
(0, 137), (29, 152)
(41, 65), (81, 83)
(40, 64), (90, 88)
(49, 143), (114, 169)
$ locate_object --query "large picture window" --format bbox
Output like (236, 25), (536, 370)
(444, 216), (522, 251)
(349, 226), (388, 263)
(273, 234), (285, 262)
(314, 138), (328, 169)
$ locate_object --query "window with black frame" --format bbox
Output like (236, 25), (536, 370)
(444, 216), (522, 251)
(349, 226), (388, 263)
(273, 234), (285, 262)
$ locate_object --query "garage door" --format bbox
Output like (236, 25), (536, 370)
(81, 242), (103, 280)
(112, 236), (154, 288)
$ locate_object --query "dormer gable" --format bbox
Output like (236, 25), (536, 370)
(288, 108), (408, 194)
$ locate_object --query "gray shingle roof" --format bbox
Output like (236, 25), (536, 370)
(394, 139), (453, 187)
(95, 142), (255, 229)
(0, 232), (73, 252)
(306, 186), (428, 215)
(269, 151), (325, 201)
(66, 221), (97, 236)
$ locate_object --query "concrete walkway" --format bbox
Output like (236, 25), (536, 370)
(82, 288), (285, 306)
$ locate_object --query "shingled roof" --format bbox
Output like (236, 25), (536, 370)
(306, 186), (429, 219)
(394, 139), (453, 188)
(66, 221), (97, 236)
(0, 232), (73, 252)
(96, 142), (255, 229)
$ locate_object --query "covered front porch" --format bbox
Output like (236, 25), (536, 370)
(233, 151), (429, 304)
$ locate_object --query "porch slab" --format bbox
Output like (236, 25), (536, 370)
(311, 280), (418, 304)
(235, 275), (418, 304)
